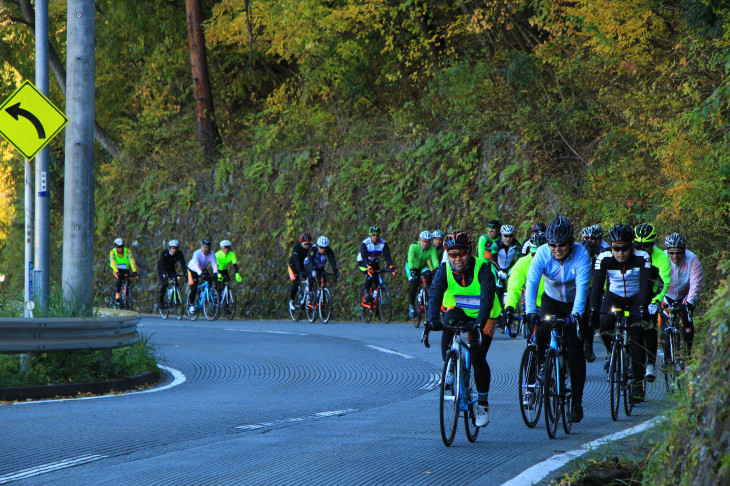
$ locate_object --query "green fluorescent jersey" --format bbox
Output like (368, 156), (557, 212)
(650, 245), (671, 304)
(407, 242), (439, 272)
(215, 249), (238, 271)
(504, 253), (544, 310)
(476, 234), (499, 263)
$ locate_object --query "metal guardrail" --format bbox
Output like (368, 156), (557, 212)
(0, 312), (140, 354)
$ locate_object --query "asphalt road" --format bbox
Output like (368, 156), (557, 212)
(0, 316), (668, 485)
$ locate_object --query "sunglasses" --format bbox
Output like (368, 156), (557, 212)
(667, 250), (684, 255)
(447, 250), (469, 258)
(503, 234), (514, 238)
(548, 242), (568, 248)
(611, 245), (631, 253)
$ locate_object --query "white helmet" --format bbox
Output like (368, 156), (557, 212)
(168, 239), (179, 248)
(317, 236), (330, 247)
(419, 230), (432, 241)
(114, 238), (124, 246)
(220, 240), (232, 248)
(500, 225), (515, 236)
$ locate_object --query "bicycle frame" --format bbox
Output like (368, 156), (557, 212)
(447, 327), (477, 413)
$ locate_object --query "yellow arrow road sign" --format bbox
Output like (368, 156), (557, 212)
(0, 80), (68, 160)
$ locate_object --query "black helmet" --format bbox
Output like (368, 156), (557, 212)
(578, 239), (597, 258)
(592, 224), (604, 238)
(607, 224), (635, 243)
(665, 233), (687, 249)
(530, 222), (546, 233)
(201, 239), (212, 246)
(486, 219), (501, 231)
(634, 223), (657, 244)
(546, 216), (574, 243)
(529, 232), (548, 253)
(444, 231), (472, 252)
(368, 226), (381, 235)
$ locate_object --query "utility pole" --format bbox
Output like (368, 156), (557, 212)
(62, 0), (94, 312)
(35, 0), (50, 311)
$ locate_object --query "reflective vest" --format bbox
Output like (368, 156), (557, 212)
(443, 259), (501, 319)
(215, 250), (238, 271)
(109, 247), (135, 272)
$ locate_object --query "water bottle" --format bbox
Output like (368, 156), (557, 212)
(167, 288), (173, 302)
(373, 289), (379, 301)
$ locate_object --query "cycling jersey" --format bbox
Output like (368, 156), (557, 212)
(504, 253), (544, 310)
(646, 246), (671, 304)
(109, 247), (137, 273)
(288, 242), (310, 276)
(157, 248), (186, 278)
(476, 234), (499, 262)
(664, 249), (704, 306)
(406, 242), (439, 276)
(305, 245), (338, 272)
(358, 237), (394, 267)
(520, 239), (532, 255)
(188, 249), (219, 275)
(589, 248), (651, 308)
(428, 258), (500, 326)
(491, 239), (521, 274)
(525, 243), (592, 316)
(215, 249), (239, 273)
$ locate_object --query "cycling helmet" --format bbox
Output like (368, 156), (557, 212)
(607, 224), (635, 243)
(168, 239), (179, 248)
(299, 233), (312, 243)
(545, 216), (574, 243)
(368, 226), (381, 235)
(500, 225), (515, 236)
(317, 236), (330, 247)
(113, 238), (124, 247)
(530, 222), (546, 233)
(529, 232), (548, 252)
(443, 231), (472, 252)
(201, 239), (212, 246)
(418, 230), (432, 241)
(431, 230), (444, 239)
(665, 233), (687, 249)
(591, 224), (604, 238)
(578, 239), (597, 257)
(220, 240), (232, 248)
(634, 223), (657, 243)
(486, 219), (501, 231)
(580, 226), (592, 238)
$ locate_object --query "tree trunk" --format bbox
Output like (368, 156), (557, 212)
(185, 0), (221, 161)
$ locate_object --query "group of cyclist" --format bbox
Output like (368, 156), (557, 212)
(288, 233), (340, 310)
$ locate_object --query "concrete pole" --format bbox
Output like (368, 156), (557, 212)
(35, 0), (50, 311)
(24, 159), (33, 315)
(62, 0), (95, 313)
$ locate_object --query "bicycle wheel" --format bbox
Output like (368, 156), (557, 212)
(519, 345), (542, 428)
(562, 362), (573, 434)
(623, 347), (634, 416)
(414, 288), (424, 328)
(172, 285), (184, 320)
(223, 287), (237, 320)
(378, 286), (392, 323)
(123, 284), (133, 310)
(464, 362), (479, 442)
(359, 289), (373, 323)
(544, 349), (560, 439)
(440, 351), (459, 447)
(289, 286), (305, 322)
(319, 288), (332, 323)
(159, 287), (170, 319)
(509, 314), (519, 339)
(186, 290), (199, 321)
(673, 331), (688, 391)
(609, 344), (621, 421)
(203, 288), (219, 320)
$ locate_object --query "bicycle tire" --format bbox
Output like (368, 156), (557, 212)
(222, 286), (237, 320)
(173, 285), (184, 320)
(519, 345), (541, 428)
(544, 349), (560, 439)
(414, 288), (425, 328)
(464, 361), (479, 442)
(359, 288), (373, 323)
(123, 283), (133, 310)
(378, 286), (392, 323)
(609, 344), (621, 421)
(509, 314), (519, 339)
(562, 362), (573, 434)
(186, 289), (199, 321)
(623, 346), (634, 416)
(159, 287), (170, 319)
(319, 288), (332, 323)
(440, 351), (459, 447)
(305, 290), (317, 323)
(289, 286), (305, 322)
(203, 288), (219, 321)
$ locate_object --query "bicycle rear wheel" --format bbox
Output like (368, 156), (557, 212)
(378, 286), (392, 323)
(464, 362), (479, 442)
(623, 347), (634, 416)
(123, 284), (133, 310)
(609, 344), (621, 421)
(159, 288), (170, 319)
(319, 288), (332, 323)
(289, 286), (305, 322)
(203, 289), (219, 321)
(544, 349), (560, 439)
(223, 287), (237, 320)
(359, 289), (373, 323)
(172, 285), (183, 320)
(562, 362), (573, 434)
(186, 290), (199, 321)
(305, 290), (317, 323)
(519, 345), (542, 428)
(440, 351), (459, 447)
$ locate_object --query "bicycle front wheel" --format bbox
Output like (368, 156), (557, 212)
(159, 288), (170, 319)
(186, 290), (199, 321)
(223, 287), (237, 320)
(562, 362), (573, 434)
(609, 344), (621, 421)
(623, 347), (634, 417)
(172, 285), (184, 320)
(123, 284), (133, 310)
(305, 290), (317, 323)
(319, 288), (332, 323)
(359, 289), (373, 323)
(440, 351), (459, 447)
(464, 362), (479, 442)
(519, 345), (541, 428)
(203, 289), (219, 320)
(378, 286), (392, 323)
(289, 286), (305, 322)
(543, 349), (560, 439)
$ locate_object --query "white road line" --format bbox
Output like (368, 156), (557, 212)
(236, 409), (357, 430)
(225, 329), (308, 336)
(366, 344), (414, 359)
(0, 454), (107, 483)
(500, 416), (666, 486)
(314, 409), (357, 418)
(419, 372), (441, 391)
(11, 365), (186, 406)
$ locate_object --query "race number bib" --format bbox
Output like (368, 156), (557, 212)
(454, 294), (480, 310)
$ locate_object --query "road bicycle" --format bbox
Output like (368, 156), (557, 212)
(662, 301), (689, 391)
(217, 275), (237, 320)
(305, 271), (334, 324)
(606, 308), (638, 421)
(108, 272), (136, 310)
(518, 320), (542, 428)
(412, 273), (430, 328)
(160, 274), (185, 320)
(289, 278), (308, 322)
(186, 272), (219, 321)
(359, 266), (394, 323)
(542, 315), (574, 439)
(422, 322), (481, 446)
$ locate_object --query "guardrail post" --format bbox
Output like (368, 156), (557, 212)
(20, 353), (31, 373)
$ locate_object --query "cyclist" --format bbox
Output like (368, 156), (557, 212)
(157, 239), (186, 310)
(590, 224), (651, 403)
(476, 219), (501, 263)
(424, 231), (500, 427)
(109, 238), (139, 307)
(521, 222), (546, 255)
(431, 230), (447, 264)
(216, 240), (242, 289)
(357, 226), (396, 304)
(288, 233), (313, 310)
(503, 232), (547, 333)
(491, 224), (521, 328)
(634, 223), (671, 381)
(406, 231), (440, 318)
(525, 216), (591, 423)
(187, 239), (219, 314)
(304, 236), (340, 289)
(577, 239), (599, 362)
(588, 224), (610, 251)
(662, 232), (704, 355)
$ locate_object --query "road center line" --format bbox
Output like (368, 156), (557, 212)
(0, 454), (107, 483)
(236, 408), (357, 431)
(500, 416), (666, 486)
(224, 329), (308, 336)
(366, 344), (414, 359)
